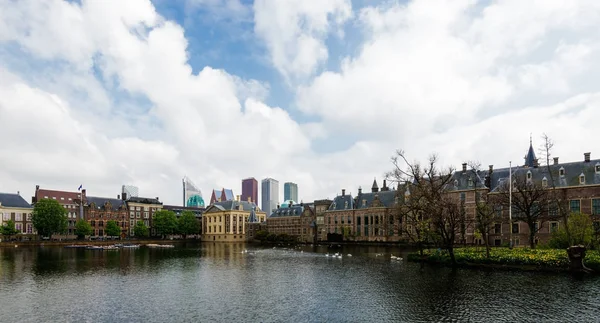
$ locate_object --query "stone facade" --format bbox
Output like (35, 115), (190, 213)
(201, 199), (265, 242)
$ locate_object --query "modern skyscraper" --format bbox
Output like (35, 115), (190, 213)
(261, 178), (279, 217)
(241, 178), (258, 203)
(182, 176), (205, 208)
(121, 185), (139, 200)
(284, 182), (298, 202)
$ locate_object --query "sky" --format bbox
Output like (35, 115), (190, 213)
(1, 0), (600, 207)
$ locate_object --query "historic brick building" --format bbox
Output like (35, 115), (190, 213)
(84, 195), (129, 237)
(32, 186), (84, 237)
(267, 202), (316, 243)
(446, 141), (600, 246)
(323, 179), (403, 242)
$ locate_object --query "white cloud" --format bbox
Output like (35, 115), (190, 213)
(1, 0), (600, 208)
(253, 0), (352, 82)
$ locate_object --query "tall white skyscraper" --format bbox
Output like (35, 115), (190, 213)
(261, 178), (279, 216)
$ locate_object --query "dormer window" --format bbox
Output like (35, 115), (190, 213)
(468, 178), (473, 187)
(596, 163), (600, 174)
(559, 167), (565, 177)
(454, 179), (458, 187)
(527, 171), (532, 181)
(579, 173), (585, 185)
(344, 201), (348, 209)
(542, 177), (548, 188)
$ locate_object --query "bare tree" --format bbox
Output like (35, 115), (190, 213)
(497, 173), (554, 248)
(539, 133), (572, 245)
(386, 150), (461, 264)
(468, 161), (496, 258)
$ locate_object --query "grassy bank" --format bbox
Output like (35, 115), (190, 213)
(408, 247), (600, 273)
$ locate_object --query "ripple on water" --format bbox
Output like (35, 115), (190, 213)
(1, 244), (600, 322)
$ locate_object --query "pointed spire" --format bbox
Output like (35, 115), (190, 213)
(371, 177), (379, 193)
(524, 135), (537, 168)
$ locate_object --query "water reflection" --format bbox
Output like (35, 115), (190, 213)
(1, 243), (600, 322)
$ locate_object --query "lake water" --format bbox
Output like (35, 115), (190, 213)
(1, 243), (599, 322)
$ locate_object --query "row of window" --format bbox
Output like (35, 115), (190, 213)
(1, 213), (33, 221)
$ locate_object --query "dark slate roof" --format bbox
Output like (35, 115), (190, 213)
(248, 207), (259, 222)
(489, 159), (600, 192)
(0, 193), (32, 208)
(207, 200), (259, 212)
(127, 196), (162, 204)
(269, 204), (304, 217)
(86, 196), (126, 211)
(447, 170), (488, 191)
(328, 194), (354, 211)
(354, 190), (397, 209)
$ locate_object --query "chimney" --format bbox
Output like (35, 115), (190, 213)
(289, 201), (293, 208)
(82, 189), (86, 198)
(236, 195), (240, 201)
(584, 152), (591, 162)
(277, 204), (280, 209)
(17, 191), (20, 196)
(553, 157), (559, 165)
(342, 189), (346, 196)
(382, 180), (388, 191)
(122, 193), (127, 201)
(462, 163), (467, 173)
(117, 194), (120, 200)
(488, 165), (494, 174)
(358, 186), (362, 195)
(156, 197), (159, 201)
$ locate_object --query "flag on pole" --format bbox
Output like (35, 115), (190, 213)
(78, 184), (83, 191)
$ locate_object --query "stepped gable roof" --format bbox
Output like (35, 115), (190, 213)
(86, 196), (125, 211)
(0, 193), (32, 208)
(127, 196), (162, 205)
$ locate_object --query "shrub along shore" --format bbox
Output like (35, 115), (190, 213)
(408, 247), (600, 273)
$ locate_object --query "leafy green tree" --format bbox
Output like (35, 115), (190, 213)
(74, 220), (93, 239)
(177, 211), (199, 239)
(134, 221), (149, 238)
(1, 220), (19, 236)
(32, 198), (68, 237)
(105, 220), (121, 237)
(549, 212), (594, 249)
(152, 210), (178, 238)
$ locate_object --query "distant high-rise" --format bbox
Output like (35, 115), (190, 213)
(284, 182), (298, 202)
(241, 178), (258, 203)
(182, 176), (205, 208)
(261, 178), (279, 217)
(121, 185), (139, 200)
